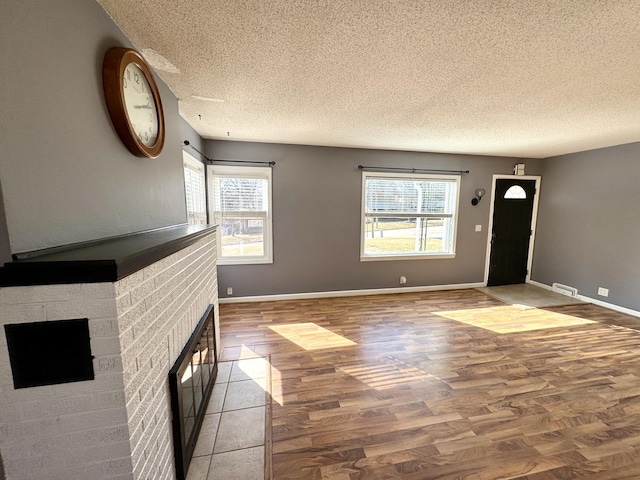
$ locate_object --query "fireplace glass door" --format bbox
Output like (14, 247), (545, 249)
(169, 305), (218, 480)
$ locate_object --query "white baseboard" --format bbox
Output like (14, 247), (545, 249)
(219, 282), (486, 304)
(528, 280), (640, 318)
(527, 279), (554, 291)
(576, 294), (640, 318)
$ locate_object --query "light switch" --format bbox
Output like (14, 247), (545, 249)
(475, 225), (482, 232)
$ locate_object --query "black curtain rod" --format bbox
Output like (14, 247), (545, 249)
(358, 165), (469, 175)
(182, 141), (275, 166)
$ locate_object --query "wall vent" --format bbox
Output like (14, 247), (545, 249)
(552, 283), (578, 298)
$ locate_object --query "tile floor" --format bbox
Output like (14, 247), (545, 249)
(476, 283), (584, 308)
(186, 357), (270, 480)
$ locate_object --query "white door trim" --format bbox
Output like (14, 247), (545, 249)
(483, 174), (542, 285)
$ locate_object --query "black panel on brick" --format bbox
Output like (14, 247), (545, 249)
(5, 318), (95, 389)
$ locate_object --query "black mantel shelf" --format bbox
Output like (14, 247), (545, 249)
(0, 224), (217, 287)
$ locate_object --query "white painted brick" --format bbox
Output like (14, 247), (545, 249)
(124, 372), (144, 401)
(132, 308), (157, 341)
(115, 270), (145, 297)
(76, 282), (116, 299)
(119, 301), (147, 332)
(0, 442), (30, 463)
(95, 355), (123, 374)
(141, 257), (166, 280)
(91, 336), (123, 356)
(52, 407), (129, 433)
(0, 347), (9, 366)
(0, 367), (16, 386)
(1, 418), (62, 444)
(0, 379), (57, 401)
(85, 423), (130, 444)
(129, 444), (145, 475)
(21, 394), (94, 418)
(52, 374), (123, 397)
(116, 291), (133, 313)
(44, 298), (118, 320)
(68, 456), (134, 479)
(128, 423), (144, 456)
(29, 426), (129, 456)
(0, 284), (72, 304)
(122, 361), (138, 387)
(124, 385), (142, 416)
(0, 402), (23, 423)
(109, 473), (136, 480)
(118, 326), (136, 353)
(0, 303), (46, 324)
(90, 317), (120, 338)
(91, 390), (127, 411)
(130, 278), (156, 307)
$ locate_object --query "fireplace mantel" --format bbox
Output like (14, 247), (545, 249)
(0, 224), (217, 286)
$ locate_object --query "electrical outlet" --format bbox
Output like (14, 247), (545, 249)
(475, 224), (482, 232)
(597, 287), (609, 297)
(227, 287), (233, 295)
(399, 275), (407, 285)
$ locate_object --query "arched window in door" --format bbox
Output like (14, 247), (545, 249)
(504, 185), (526, 199)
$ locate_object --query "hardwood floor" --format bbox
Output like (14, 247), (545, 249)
(219, 289), (640, 479)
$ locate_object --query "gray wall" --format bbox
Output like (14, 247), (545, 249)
(0, 181), (11, 265)
(531, 141), (640, 311)
(208, 140), (541, 298)
(180, 117), (205, 157)
(0, 0), (187, 255)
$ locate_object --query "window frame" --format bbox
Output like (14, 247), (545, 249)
(360, 171), (461, 261)
(207, 164), (273, 265)
(182, 152), (207, 225)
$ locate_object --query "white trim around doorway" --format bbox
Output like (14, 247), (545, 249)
(483, 174), (542, 285)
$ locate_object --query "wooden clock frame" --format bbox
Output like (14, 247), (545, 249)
(103, 47), (165, 158)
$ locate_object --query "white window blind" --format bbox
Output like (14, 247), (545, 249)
(213, 176), (268, 218)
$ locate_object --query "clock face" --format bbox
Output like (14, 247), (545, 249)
(122, 63), (159, 147)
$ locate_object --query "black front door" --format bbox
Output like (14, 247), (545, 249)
(487, 178), (537, 286)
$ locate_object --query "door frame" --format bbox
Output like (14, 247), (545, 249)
(483, 174), (542, 285)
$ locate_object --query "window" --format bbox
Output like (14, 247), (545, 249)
(208, 165), (272, 264)
(361, 172), (460, 260)
(504, 185), (527, 199)
(183, 152), (207, 225)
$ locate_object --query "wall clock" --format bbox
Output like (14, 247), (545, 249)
(103, 47), (165, 158)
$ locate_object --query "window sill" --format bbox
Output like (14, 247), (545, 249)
(218, 257), (273, 266)
(360, 253), (456, 262)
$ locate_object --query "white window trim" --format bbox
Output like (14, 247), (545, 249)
(360, 171), (460, 261)
(207, 164), (273, 265)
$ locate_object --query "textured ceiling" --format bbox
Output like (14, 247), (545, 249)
(97, 1), (640, 158)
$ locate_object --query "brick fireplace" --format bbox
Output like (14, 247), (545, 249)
(0, 225), (218, 480)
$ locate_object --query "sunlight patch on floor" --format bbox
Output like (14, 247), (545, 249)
(338, 361), (436, 391)
(269, 364), (284, 406)
(434, 305), (595, 333)
(268, 323), (356, 350)
(235, 348), (284, 405)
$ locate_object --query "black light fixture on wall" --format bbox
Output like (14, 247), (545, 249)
(471, 188), (486, 206)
